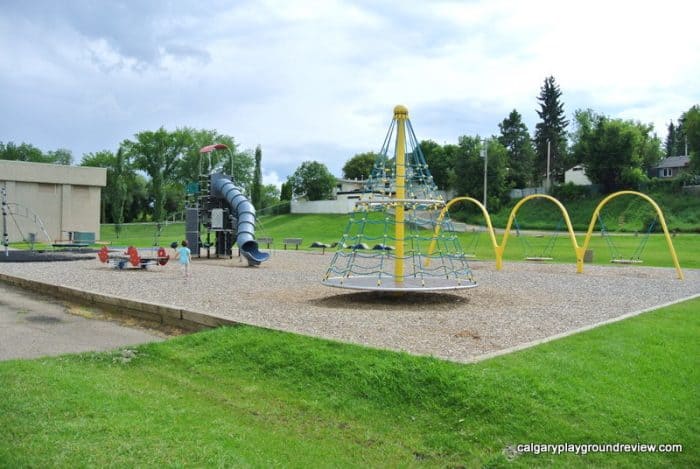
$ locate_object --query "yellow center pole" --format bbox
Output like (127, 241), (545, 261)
(394, 105), (408, 282)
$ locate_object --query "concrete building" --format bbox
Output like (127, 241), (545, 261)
(1, 160), (106, 243)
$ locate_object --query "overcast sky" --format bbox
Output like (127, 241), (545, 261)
(1, 0), (698, 187)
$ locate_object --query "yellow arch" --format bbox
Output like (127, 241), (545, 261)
(581, 190), (684, 280)
(428, 191), (684, 280)
(499, 194), (585, 272)
(427, 194), (584, 272)
(425, 197), (499, 266)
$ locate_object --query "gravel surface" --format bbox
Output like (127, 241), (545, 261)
(1, 249), (698, 363)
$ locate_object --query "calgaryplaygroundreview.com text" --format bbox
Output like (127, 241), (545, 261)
(506, 442), (683, 456)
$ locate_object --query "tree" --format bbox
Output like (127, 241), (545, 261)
(288, 161), (337, 201)
(573, 114), (662, 193)
(122, 127), (189, 222)
(280, 180), (293, 201)
(419, 140), (454, 191)
(534, 76), (569, 185)
(342, 152), (376, 180)
(46, 148), (73, 165)
(81, 147), (139, 225)
(665, 121), (677, 157)
(251, 145), (263, 208)
(260, 184), (281, 210)
(498, 109), (536, 188)
(683, 105), (700, 174)
(452, 136), (509, 210)
(0, 141), (71, 164)
(173, 128), (252, 190)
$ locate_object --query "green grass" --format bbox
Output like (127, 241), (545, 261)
(10, 212), (697, 270)
(1, 298), (698, 467)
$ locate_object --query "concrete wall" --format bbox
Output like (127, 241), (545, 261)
(1, 160), (106, 242)
(291, 197), (359, 214)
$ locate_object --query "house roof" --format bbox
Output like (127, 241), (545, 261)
(653, 156), (690, 169)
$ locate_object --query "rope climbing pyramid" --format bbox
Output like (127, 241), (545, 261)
(322, 105), (478, 292)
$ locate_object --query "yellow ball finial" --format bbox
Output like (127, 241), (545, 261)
(393, 104), (409, 118)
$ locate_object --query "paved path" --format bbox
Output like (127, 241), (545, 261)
(0, 282), (164, 361)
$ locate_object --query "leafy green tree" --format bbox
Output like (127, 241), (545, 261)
(452, 136), (509, 210)
(534, 76), (569, 184)
(289, 161), (337, 201)
(260, 184), (281, 210)
(251, 145), (263, 208)
(342, 152), (376, 180)
(123, 175), (150, 222)
(573, 115), (662, 193)
(0, 141), (72, 164)
(46, 148), (73, 165)
(497, 110), (536, 188)
(173, 128), (251, 190)
(419, 140), (454, 191)
(121, 127), (189, 222)
(81, 148), (130, 228)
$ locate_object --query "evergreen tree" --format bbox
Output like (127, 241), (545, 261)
(280, 181), (293, 201)
(497, 109), (536, 188)
(683, 105), (700, 173)
(665, 121), (676, 157)
(251, 145), (263, 207)
(533, 76), (569, 185)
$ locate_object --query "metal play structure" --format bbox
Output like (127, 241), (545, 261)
(427, 191), (684, 280)
(184, 144), (269, 267)
(322, 105), (477, 291)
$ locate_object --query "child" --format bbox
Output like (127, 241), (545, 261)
(174, 240), (192, 278)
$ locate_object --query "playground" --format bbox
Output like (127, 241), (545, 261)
(1, 249), (698, 362)
(2, 105), (698, 361)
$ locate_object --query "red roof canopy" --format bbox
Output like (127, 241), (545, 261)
(199, 143), (229, 153)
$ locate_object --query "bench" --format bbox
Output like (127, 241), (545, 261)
(283, 238), (302, 250)
(72, 231), (96, 244)
(257, 237), (273, 249)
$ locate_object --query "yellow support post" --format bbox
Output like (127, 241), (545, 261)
(393, 105), (408, 282)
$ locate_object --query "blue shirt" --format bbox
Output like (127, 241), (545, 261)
(176, 246), (191, 265)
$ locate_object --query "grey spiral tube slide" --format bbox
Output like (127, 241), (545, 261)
(211, 173), (269, 266)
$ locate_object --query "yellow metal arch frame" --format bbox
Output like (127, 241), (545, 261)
(581, 190), (683, 280)
(500, 194), (582, 271)
(427, 191), (684, 280)
(425, 197), (499, 267)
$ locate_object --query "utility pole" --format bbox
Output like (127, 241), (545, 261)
(1, 186), (9, 257)
(481, 139), (488, 209)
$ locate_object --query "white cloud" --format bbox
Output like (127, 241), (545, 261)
(262, 169), (283, 188)
(1, 0), (698, 178)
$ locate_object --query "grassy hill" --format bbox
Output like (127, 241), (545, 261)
(1, 297), (698, 466)
(453, 190), (700, 233)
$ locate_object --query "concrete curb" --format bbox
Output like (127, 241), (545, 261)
(0, 273), (239, 332)
(468, 292), (700, 364)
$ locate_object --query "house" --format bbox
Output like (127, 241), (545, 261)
(0, 160), (106, 243)
(651, 156), (690, 179)
(564, 164), (592, 186)
(334, 177), (366, 196)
